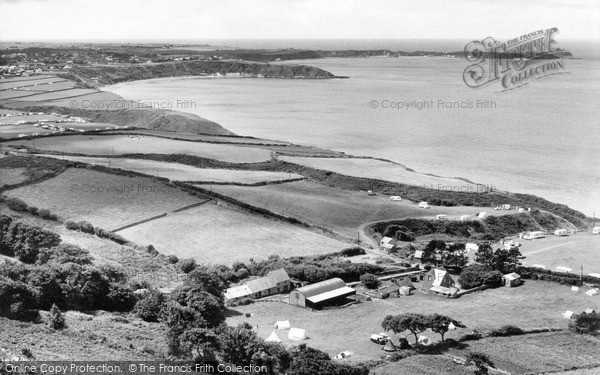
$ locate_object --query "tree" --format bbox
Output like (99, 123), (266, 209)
(474, 243), (495, 269)
(569, 312), (600, 335)
(474, 244), (521, 273)
(179, 258), (197, 274)
(422, 240), (447, 264)
(0, 276), (39, 321)
(48, 304), (65, 329)
(360, 273), (380, 289)
(103, 283), (136, 311)
(445, 243), (468, 268)
(428, 314), (466, 341)
(178, 327), (220, 364)
(219, 323), (263, 366)
(465, 351), (495, 375)
(482, 271), (503, 288)
(134, 288), (165, 322)
(459, 271), (483, 289)
(382, 313), (429, 347)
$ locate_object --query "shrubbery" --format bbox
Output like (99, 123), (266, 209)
(179, 258), (197, 274)
(489, 325), (525, 337)
(458, 271), (484, 289)
(0, 276), (39, 321)
(134, 289), (166, 322)
(360, 273), (380, 289)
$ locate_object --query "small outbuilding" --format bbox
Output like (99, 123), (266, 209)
(503, 272), (522, 287)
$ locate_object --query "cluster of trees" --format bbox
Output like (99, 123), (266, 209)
(0, 214), (61, 263)
(569, 312), (600, 336)
(381, 313), (466, 345)
(371, 212), (566, 242)
(0, 216), (136, 320)
(420, 240), (468, 269)
(382, 224), (415, 242)
(474, 243), (521, 274)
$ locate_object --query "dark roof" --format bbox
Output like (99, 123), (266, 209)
(268, 268), (290, 284)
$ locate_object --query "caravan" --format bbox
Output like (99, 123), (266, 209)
(523, 231), (545, 240)
(593, 227), (600, 235)
(554, 229), (569, 236)
(418, 201), (430, 209)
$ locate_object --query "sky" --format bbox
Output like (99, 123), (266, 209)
(0, 0), (599, 41)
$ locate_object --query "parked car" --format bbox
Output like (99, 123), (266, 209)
(370, 333), (389, 344)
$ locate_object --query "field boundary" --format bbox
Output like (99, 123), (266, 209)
(112, 199), (211, 232)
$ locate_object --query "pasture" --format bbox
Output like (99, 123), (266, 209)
(105, 129), (291, 145)
(0, 167), (27, 187)
(227, 280), (600, 363)
(209, 181), (510, 238)
(39, 154), (304, 183)
(518, 232), (600, 275)
(118, 202), (352, 265)
(5, 134), (273, 163)
(0, 77), (69, 90)
(11, 88), (98, 101)
(280, 156), (487, 190)
(4, 168), (202, 230)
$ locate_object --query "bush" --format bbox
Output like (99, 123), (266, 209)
(65, 221), (79, 230)
(38, 209), (57, 220)
(459, 271), (483, 289)
(167, 255), (179, 264)
(236, 268), (250, 280)
(5, 197), (28, 212)
(36, 244), (93, 265)
(0, 276), (39, 321)
(489, 325), (525, 337)
(78, 221), (95, 234)
(360, 273), (380, 289)
(103, 283), (136, 312)
(482, 270), (504, 288)
(179, 258), (197, 274)
(134, 289), (165, 322)
(48, 303), (65, 329)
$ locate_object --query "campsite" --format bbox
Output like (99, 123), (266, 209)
(226, 279), (600, 367)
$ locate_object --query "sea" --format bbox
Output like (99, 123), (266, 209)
(105, 39), (600, 217)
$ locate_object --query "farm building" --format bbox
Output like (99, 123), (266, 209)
(413, 250), (424, 263)
(289, 278), (356, 309)
(422, 267), (457, 296)
(224, 284), (254, 302)
(395, 277), (416, 291)
(380, 237), (398, 252)
(225, 268), (291, 302)
(503, 272), (522, 287)
(376, 284), (400, 299)
(465, 243), (479, 252)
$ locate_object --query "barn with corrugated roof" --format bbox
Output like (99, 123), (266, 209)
(289, 278), (356, 309)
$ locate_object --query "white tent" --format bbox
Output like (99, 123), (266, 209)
(288, 328), (307, 341)
(274, 320), (291, 330)
(417, 335), (432, 346)
(586, 289), (599, 297)
(265, 331), (281, 343)
(563, 310), (574, 319)
(571, 286), (580, 292)
(448, 322), (457, 331)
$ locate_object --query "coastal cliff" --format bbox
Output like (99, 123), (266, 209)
(58, 60), (338, 87)
(14, 105), (235, 136)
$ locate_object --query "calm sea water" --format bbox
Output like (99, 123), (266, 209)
(107, 56), (600, 216)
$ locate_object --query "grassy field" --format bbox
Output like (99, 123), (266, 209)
(39, 154), (304, 183)
(208, 181), (511, 238)
(372, 355), (474, 375)
(280, 156), (487, 190)
(518, 232), (600, 275)
(445, 332), (600, 374)
(6, 134), (273, 163)
(12, 88), (98, 101)
(118, 202), (352, 265)
(105, 129), (291, 145)
(0, 312), (167, 361)
(0, 123), (117, 138)
(0, 167), (27, 187)
(227, 280), (599, 363)
(4, 168), (202, 230)
(0, 77), (69, 90)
